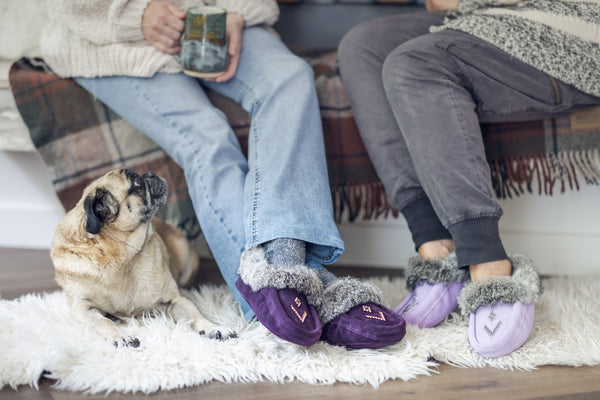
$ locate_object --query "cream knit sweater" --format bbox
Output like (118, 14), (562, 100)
(41, 0), (279, 78)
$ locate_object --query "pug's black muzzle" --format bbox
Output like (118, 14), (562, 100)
(141, 172), (168, 221)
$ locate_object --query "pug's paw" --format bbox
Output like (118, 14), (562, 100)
(198, 328), (237, 341)
(113, 336), (141, 348)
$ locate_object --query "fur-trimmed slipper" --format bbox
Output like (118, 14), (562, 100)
(458, 254), (542, 358)
(395, 253), (469, 328)
(318, 277), (406, 349)
(235, 247), (323, 346)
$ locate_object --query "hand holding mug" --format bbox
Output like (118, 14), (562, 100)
(212, 12), (244, 83)
(142, 1), (186, 55)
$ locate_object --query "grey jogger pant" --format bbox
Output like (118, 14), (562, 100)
(338, 11), (600, 267)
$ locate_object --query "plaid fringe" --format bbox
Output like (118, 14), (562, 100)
(491, 149), (600, 199)
(331, 181), (398, 222)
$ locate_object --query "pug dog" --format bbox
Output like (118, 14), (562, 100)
(51, 168), (234, 347)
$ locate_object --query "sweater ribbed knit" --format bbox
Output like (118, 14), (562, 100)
(41, 0), (279, 78)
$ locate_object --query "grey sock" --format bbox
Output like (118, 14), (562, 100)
(316, 268), (338, 285)
(306, 257), (338, 285)
(264, 238), (305, 268)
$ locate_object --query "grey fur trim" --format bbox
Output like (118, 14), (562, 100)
(405, 252), (469, 290)
(237, 246), (323, 307)
(458, 254), (543, 318)
(317, 277), (383, 324)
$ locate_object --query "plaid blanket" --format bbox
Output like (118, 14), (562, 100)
(9, 55), (600, 241)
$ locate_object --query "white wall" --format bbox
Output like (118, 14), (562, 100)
(0, 151), (65, 249)
(1, 149), (599, 276)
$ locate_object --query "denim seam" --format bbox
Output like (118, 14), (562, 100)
(128, 77), (243, 252)
(226, 77), (264, 246)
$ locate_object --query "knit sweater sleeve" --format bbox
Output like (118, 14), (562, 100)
(211, 0), (279, 26)
(458, 0), (522, 13)
(109, 0), (154, 42)
(46, 0), (152, 44)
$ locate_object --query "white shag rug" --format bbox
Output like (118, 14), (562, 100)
(1, 275), (600, 394)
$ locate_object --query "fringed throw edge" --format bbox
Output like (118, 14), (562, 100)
(490, 149), (600, 199)
(332, 149), (600, 222)
(331, 181), (398, 223)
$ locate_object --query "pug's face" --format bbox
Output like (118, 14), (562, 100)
(82, 169), (168, 235)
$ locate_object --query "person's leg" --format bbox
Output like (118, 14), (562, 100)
(338, 13), (466, 329)
(202, 27), (344, 263)
(380, 29), (598, 356)
(338, 12), (453, 252)
(210, 27), (404, 348)
(381, 28), (600, 271)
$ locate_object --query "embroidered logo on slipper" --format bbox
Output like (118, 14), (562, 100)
(291, 297), (307, 323)
(484, 309), (501, 336)
(484, 321), (502, 336)
(362, 305), (386, 322)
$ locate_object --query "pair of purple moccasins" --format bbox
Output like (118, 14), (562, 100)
(236, 247), (406, 349)
(395, 253), (542, 358)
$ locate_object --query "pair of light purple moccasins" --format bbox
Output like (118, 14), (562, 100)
(235, 247), (406, 349)
(395, 253), (542, 358)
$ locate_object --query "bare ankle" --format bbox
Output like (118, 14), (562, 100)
(418, 239), (455, 260)
(469, 259), (512, 282)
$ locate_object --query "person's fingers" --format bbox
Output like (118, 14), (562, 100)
(215, 15), (243, 83)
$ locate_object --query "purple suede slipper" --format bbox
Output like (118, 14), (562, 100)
(317, 277), (406, 349)
(395, 253), (469, 328)
(236, 247), (324, 346)
(235, 278), (321, 346)
(468, 301), (535, 358)
(458, 254), (542, 358)
(395, 281), (463, 328)
(321, 302), (406, 349)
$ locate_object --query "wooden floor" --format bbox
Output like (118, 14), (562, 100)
(1, 247), (600, 400)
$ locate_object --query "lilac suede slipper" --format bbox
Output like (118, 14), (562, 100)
(395, 253), (469, 328)
(318, 277), (406, 349)
(236, 247), (323, 346)
(459, 254), (542, 358)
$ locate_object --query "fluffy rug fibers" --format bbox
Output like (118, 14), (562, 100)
(1, 275), (600, 394)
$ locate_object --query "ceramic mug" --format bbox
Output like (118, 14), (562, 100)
(181, 6), (228, 78)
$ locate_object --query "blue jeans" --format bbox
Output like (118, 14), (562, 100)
(77, 27), (344, 320)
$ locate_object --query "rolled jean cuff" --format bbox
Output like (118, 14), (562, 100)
(448, 216), (508, 268)
(401, 197), (452, 250)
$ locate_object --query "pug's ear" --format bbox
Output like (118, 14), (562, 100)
(83, 188), (119, 234)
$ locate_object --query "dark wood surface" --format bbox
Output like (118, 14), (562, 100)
(1, 247), (599, 400)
